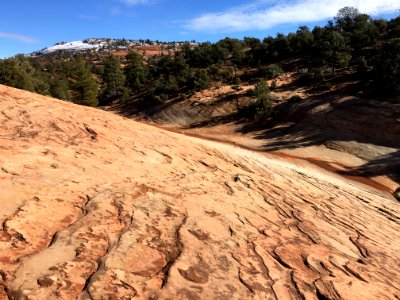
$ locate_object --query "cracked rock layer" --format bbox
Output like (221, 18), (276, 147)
(0, 85), (399, 300)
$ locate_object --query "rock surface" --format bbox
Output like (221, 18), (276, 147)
(0, 84), (400, 299)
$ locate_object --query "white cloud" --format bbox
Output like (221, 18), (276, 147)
(119, 0), (154, 5)
(186, 0), (400, 32)
(0, 32), (38, 43)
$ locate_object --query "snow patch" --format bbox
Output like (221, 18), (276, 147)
(42, 40), (101, 54)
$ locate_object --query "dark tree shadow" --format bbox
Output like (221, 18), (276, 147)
(235, 87), (400, 183)
(108, 77), (400, 184)
(340, 150), (400, 183)
(236, 88), (400, 151)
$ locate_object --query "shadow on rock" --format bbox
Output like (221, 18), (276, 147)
(339, 150), (400, 184)
(237, 95), (400, 151)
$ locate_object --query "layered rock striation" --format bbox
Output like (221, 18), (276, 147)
(0, 85), (399, 299)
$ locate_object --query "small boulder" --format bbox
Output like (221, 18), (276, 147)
(394, 187), (400, 201)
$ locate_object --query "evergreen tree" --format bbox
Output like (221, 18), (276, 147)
(101, 55), (125, 104)
(374, 40), (400, 96)
(251, 80), (273, 120)
(255, 80), (271, 103)
(212, 43), (230, 64)
(320, 30), (352, 75)
(291, 26), (314, 53)
(215, 38), (244, 65)
(50, 76), (71, 101)
(273, 33), (292, 59)
(187, 42), (215, 67)
(388, 16), (400, 37)
(0, 58), (35, 91)
(124, 51), (149, 93)
(243, 37), (261, 48)
(174, 53), (191, 83)
(70, 57), (98, 107)
(15, 55), (51, 95)
(33, 77), (50, 95)
(334, 6), (360, 32)
(187, 69), (211, 91)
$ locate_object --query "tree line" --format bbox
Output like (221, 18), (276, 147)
(0, 7), (399, 109)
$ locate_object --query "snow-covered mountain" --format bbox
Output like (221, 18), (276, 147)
(30, 38), (197, 57)
(40, 41), (102, 54)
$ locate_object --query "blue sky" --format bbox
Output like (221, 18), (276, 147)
(1, 0), (399, 58)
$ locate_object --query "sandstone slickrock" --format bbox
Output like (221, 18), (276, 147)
(0, 85), (399, 299)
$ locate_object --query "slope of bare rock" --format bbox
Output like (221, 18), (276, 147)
(154, 123), (398, 193)
(0, 84), (400, 299)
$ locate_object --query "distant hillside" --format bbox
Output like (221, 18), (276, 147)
(30, 38), (198, 58)
(0, 7), (399, 112)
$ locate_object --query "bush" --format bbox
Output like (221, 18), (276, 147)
(253, 80), (273, 120)
(246, 88), (255, 97)
(304, 67), (326, 84)
(316, 81), (333, 91)
(289, 95), (302, 102)
(259, 64), (284, 79)
(302, 67), (334, 91)
(153, 95), (163, 104)
(254, 80), (271, 99)
(233, 77), (241, 85)
(207, 65), (221, 80)
(152, 75), (179, 99)
(178, 93), (188, 101)
(187, 69), (211, 91)
(254, 100), (273, 120)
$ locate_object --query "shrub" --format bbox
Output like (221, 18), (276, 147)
(187, 69), (211, 91)
(246, 88), (255, 97)
(178, 93), (188, 101)
(254, 80), (271, 99)
(304, 67), (326, 84)
(153, 95), (163, 104)
(233, 77), (241, 85)
(289, 95), (302, 102)
(259, 64), (284, 79)
(253, 80), (273, 120)
(317, 81), (333, 91)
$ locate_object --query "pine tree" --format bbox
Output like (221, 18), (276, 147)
(335, 7), (360, 31)
(124, 51), (149, 93)
(101, 55), (125, 104)
(50, 76), (71, 101)
(320, 30), (352, 75)
(0, 58), (35, 91)
(70, 56), (98, 107)
(374, 40), (400, 96)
